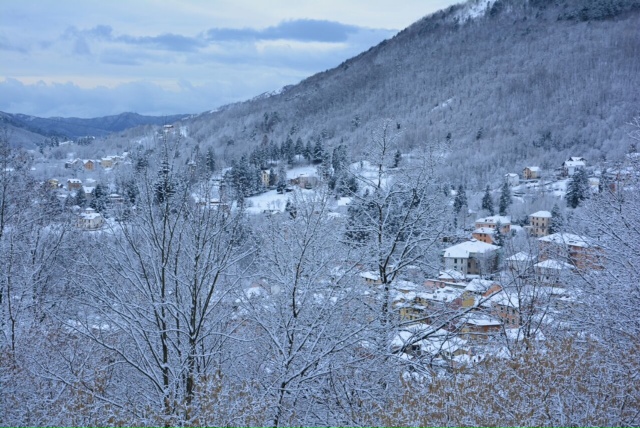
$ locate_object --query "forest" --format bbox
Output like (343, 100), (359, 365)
(2, 0), (640, 425)
(2, 115), (640, 426)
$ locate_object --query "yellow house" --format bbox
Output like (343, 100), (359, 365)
(529, 210), (552, 237)
(100, 157), (114, 168)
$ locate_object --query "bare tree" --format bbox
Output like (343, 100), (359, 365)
(69, 138), (252, 422)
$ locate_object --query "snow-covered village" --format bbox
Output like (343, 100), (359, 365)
(2, 0), (640, 426)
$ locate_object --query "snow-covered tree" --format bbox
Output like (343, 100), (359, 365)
(482, 184), (495, 215)
(498, 181), (512, 215)
(566, 167), (590, 208)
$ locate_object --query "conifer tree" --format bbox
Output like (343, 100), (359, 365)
(482, 184), (495, 215)
(549, 203), (564, 234)
(499, 181), (512, 215)
(90, 183), (108, 213)
(566, 168), (590, 208)
(453, 184), (467, 214)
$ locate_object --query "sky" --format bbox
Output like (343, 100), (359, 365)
(0, 0), (462, 118)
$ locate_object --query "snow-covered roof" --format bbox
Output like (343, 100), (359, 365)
(419, 286), (463, 303)
(538, 233), (593, 248)
(473, 227), (495, 235)
(461, 313), (502, 327)
(564, 160), (586, 167)
(505, 173), (518, 177)
(393, 280), (419, 292)
(464, 279), (495, 293)
(443, 240), (499, 258)
(535, 259), (574, 270)
(530, 210), (551, 218)
(438, 269), (466, 281)
(359, 271), (380, 281)
(475, 215), (511, 225)
(482, 291), (520, 309)
(68, 178), (82, 183)
(526, 166), (541, 172)
(506, 251), (533, 262)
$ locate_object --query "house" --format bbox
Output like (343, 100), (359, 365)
(474, 215), (511, 234)
(359, 271), (382, 285)
(67, 178), (82, 190)
(77, 207), (104, 230)
(505, 173), (519, 186)
(529, 210), (552, 237)
(483, 291), (520, 328)
(534, 259), (574, 285)
(523, 166), (540, 180)
(47, 178), (60, 189)
(290, 174), (318, 189)
(505, 252), (535, 274)
(538, 233), (602, 270)
(260, 169), (272, 188)
(457, 313), (502, 340)
(442, 239), (500, 276)
(83, 159), (95, 171)
(472, 227), (496, 244)
(65, 158), (82, 169)
(562, 157), (586, 176)
(100, 157), (114, 168)
(459, 279), (502, 308)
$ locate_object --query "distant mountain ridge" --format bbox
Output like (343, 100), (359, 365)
(0, 111), (189, 143)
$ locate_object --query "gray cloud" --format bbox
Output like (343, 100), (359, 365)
(206, 19), (362, 43)
(115, 33), (205, 52)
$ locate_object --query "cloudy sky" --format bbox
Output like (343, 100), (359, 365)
(0, 0), (461, 118)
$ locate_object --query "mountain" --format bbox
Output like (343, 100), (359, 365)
(167, 0), (640, 188)
(0, 111), (189, 146)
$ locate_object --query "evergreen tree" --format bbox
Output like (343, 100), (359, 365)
(482, 185), (495, 215)
(312, 139), (324, 164)
(276, 163), (288, 189)
(499, 181), (512, 215)
(282, 136), (295, 165)
(392, 149), (402, 168)
(74, 187), (86, 208)
(154, 156), (176, 205)
(493, 221), (505, 246)
(294, 137), (304, 161)
(123, 179), (138, 205)
(205, 146), (216, 175)
(453, 184), (467, 214)
(566, 168), (590, 208)
(304, 141), (313, 163)
(549, 203), (564, 234)
(90, 183), (108, 213)
(332, 145), (348, 175)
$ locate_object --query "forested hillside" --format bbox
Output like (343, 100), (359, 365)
(169, 0), (640, 187)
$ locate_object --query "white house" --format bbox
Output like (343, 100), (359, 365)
(562, 157), (586, 176)
(442, 240), (500, 276)
(505, 173), (519, 186)
(77, 207), (104, 230)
